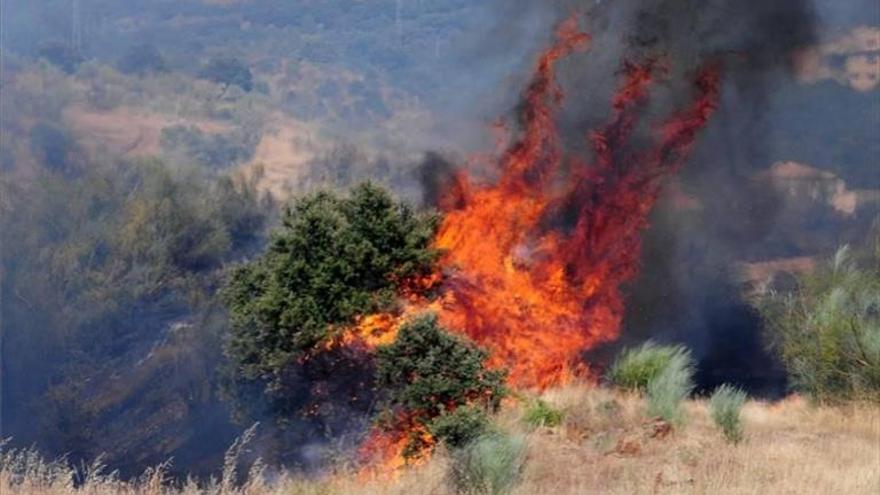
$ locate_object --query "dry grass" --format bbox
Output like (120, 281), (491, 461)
(4, 386), (879, 495)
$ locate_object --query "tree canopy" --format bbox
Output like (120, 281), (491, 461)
(199, 56), (254, 92)
(222, 182), (440, 388)
(117, 43), (168, 75)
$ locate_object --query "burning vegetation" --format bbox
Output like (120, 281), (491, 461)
(232, 16), (723, 472)
(341, 17), (720, 390)
(429, 21), (719, 389)
(4, 0), (880, 491)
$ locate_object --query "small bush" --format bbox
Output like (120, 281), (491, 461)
(607, 342), (691, 392)
(429, 406), (492, 450)
(759, 246), (880, 403)
(645, 348), (695, 425)
(376, 314), (508, 459)
(709, 384), (747, 444)
(523, 399), (563, 428)
(449, 433), (527, 495)
(199, 56), (253, 92)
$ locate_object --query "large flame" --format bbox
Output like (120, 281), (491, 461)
(348, 16), (719, 474)
(432, 19), (719, 389)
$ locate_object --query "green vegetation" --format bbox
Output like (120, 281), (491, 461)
(376, 314), (507, 457)
(522, 399), (564, 428)
(645, 348), (696, 425)
(449, 433), (527, 495)
(606, 342), (696, 424)
(223, 183), (439, 385)
(759, 246), (880, 403)
(28, 122), (77, 174)
(37, 40), (83, 74)
(429, 406), (494, 451)
(160, 125), (258, 170)
(0, 153), (271, 470)
(117, 43), (168, 76)
(709, 384), (748, 444)
(199, 57), (254, 93)
(607, 342), (692, 392)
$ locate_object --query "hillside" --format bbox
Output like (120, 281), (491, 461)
(1, 1), (878, 491)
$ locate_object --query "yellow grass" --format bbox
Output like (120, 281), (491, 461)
(4, 386), (879, 494)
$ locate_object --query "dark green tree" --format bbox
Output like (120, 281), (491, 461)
(117, 43), (168, 76)
(375, 314), (507, 458)
(222, 183), (440, 390)
(29, 122), (76, 174)
(199, 56), (254, 92)
(37, 40), (83, 74)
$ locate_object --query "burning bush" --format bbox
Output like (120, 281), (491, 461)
(374, 313), (508, 459)
(759, 246), (880, 403)
(224, 13), (722, 471)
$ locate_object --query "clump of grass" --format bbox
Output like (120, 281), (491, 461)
(449, 433), (527, 495)
(522, 399), (564, 428)
(645, 347), (695, 425)
(607, 342), (691, 392)
(0, 441), (75, 490)
(709, 384), (747, 444)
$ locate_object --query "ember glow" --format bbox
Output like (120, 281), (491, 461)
(350, 15), (719, 474)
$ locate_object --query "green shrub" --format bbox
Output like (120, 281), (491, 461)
(759, 246), (880, 403)
(117, 43), (168, 76)
(449, 433), (526, 495)
(429, 406), (492, 449)
(376, 314), (507, 458)
(522, 399), (563, 428)
(645, 348), (695, 425)
(199, 56), (254, 92)
(223, 183), (439, 384)
(709, 384), (747, 444)
(607, 342), (691, 392)
(160, 124), (258, 169)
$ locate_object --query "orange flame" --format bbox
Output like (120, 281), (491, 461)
(431, 22), (719, 389)
(341, 17), (719, 389)
(356, 419), (435, 480)
(348, 15), (720, 474)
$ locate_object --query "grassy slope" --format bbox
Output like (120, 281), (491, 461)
(4, 385), (878, 494)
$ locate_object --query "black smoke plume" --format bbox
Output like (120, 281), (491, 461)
(420, 0), (876, 397)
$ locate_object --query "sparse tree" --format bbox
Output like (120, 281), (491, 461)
(37, 40), (83, 74)
(199, 56), (254, 92)
(117, 43), (168, 76)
